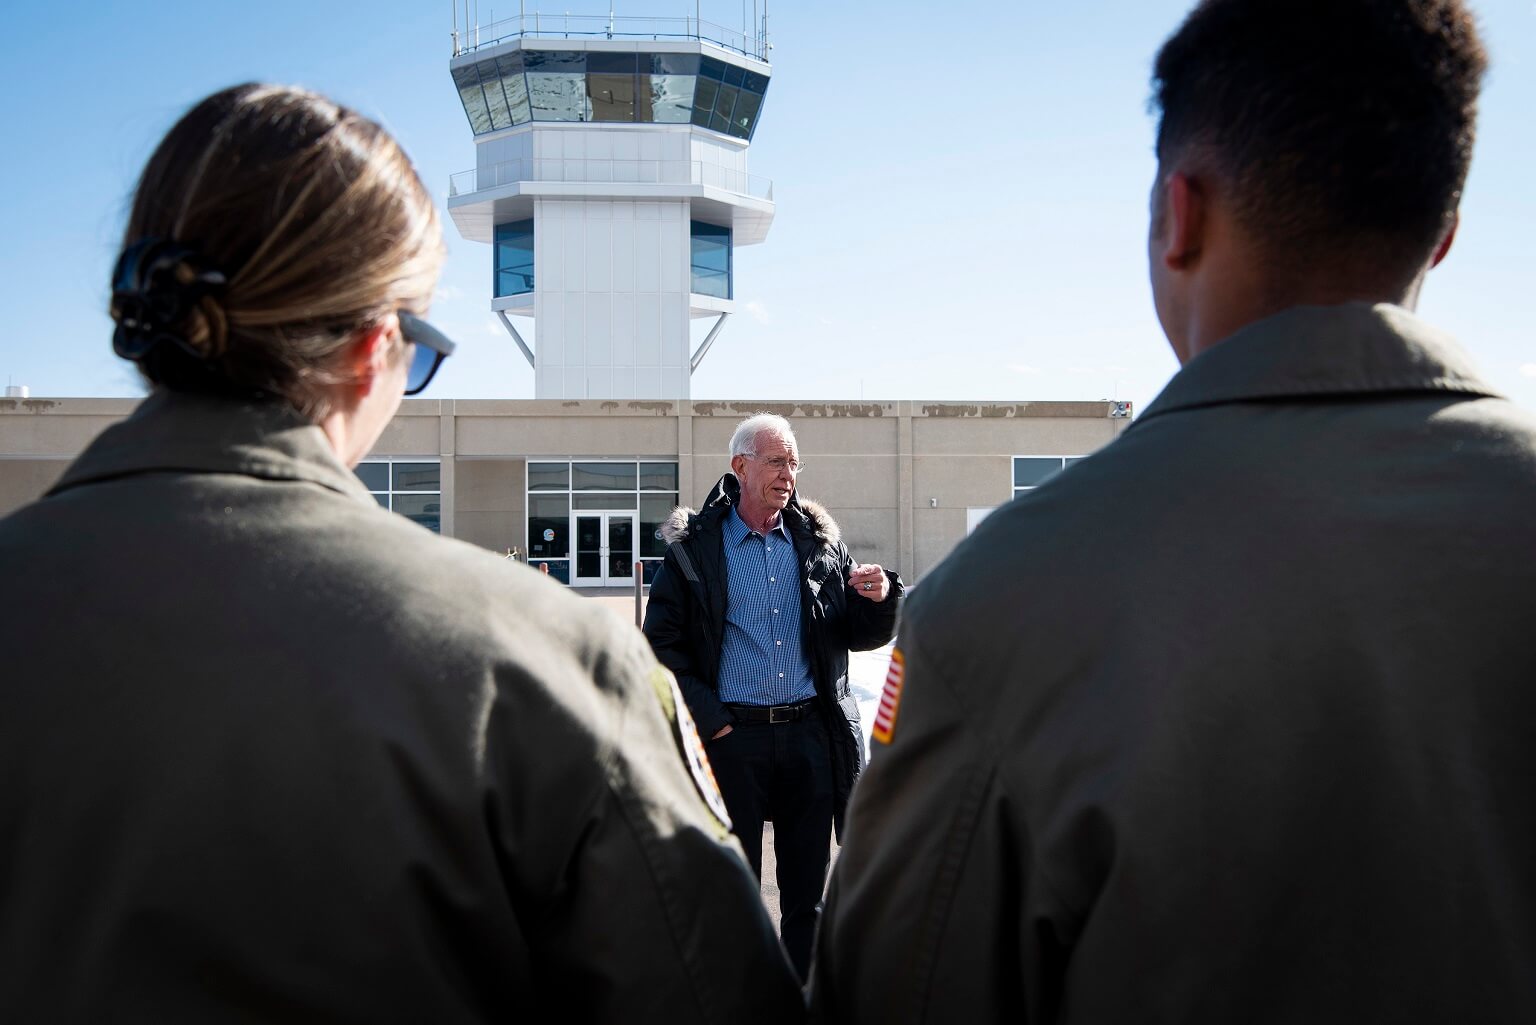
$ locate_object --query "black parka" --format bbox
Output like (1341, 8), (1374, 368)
(642, 473), (903, 839)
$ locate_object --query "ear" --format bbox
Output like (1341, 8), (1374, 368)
(344, 320), (397, 399)
(1429, 211), (1459, 269)
(1156, 171), (1206, 272)
(730, 453), (748, 479)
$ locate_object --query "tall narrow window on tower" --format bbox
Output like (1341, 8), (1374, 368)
(690, 221), (732, 299)
(495, 220), (535, 297)
(644, 53), (700, 123)
(690, 59), (770, 139)
(587, 52), (638, 122)
(525, 51), (590, 121)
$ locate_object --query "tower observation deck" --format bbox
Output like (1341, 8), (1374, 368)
(445, 12), (775, 400)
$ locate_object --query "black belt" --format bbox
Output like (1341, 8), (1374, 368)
(727, 699), (817, 724)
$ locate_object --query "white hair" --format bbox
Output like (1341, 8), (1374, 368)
(729, 413), (797, 459)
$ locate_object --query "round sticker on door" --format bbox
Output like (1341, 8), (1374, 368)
(543, 528), (555, 542)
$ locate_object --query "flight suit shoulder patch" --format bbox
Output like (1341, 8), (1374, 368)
(871, 647), (905, 745)
(651, 664), (733, 830)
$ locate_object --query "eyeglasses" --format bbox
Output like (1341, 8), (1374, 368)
(747, 455), (805, 475)
(399, 312), (457, 395)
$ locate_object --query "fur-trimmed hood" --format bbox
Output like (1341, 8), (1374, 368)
(660, 472), (840, 547)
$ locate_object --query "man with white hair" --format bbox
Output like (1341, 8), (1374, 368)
(643, 413), (903, 979)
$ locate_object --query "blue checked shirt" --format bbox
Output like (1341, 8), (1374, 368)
(717, 506), (816, 706)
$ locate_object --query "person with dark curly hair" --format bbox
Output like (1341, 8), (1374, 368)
(813, 2), (1536, 1022)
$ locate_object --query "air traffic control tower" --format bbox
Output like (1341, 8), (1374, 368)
(445, 12), (774, 399)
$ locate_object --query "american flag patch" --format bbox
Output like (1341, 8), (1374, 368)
(871, 648), (905, 745)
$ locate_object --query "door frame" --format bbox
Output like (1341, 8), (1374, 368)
(571, 509), (639, 587)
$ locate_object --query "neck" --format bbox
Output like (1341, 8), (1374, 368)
(1182, 285), (1419, 363)
(1176, 232), (1427, 364)
(317, 404), (369, 468)
(736, 500), (782, 535)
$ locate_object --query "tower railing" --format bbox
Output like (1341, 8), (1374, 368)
(451, 13), (768, 62)
(449, 158), (773, 200)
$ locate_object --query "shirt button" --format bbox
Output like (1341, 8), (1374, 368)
(772, 609), (779, 614)
(769, 576), (775, 582)
(779, 673), (785, 678)
(775, 640), (782, 646)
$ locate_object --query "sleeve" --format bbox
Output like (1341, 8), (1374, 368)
(641, 551), (732, 740)
(834, 544), (905, 653)
(500, 620), (805, 1024)
(809, 626), (1032, 1025)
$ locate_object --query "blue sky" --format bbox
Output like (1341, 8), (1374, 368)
(2, 1), (1532, 418)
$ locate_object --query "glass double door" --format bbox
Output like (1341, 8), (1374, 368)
(573, 511), (636, 587)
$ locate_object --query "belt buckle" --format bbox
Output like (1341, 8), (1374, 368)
(769, 705), (795, 724)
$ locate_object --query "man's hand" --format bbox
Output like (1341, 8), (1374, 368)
(847, 563), (891, 603)
(712, 724), (734, 740)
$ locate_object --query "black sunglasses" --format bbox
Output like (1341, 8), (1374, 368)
(399, 312), (457, 395)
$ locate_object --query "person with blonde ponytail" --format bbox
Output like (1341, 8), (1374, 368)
(0, 84), (802, 1024)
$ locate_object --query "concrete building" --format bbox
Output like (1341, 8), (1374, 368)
(446, 12), (774, 399)
(0, 397), (1129, 585)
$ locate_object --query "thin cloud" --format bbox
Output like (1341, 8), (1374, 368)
(435, 284), (467, 301)
(743, 299), (771, 325)
(1520, 363), (1536, 379)
(1008, 363), (1043, 375)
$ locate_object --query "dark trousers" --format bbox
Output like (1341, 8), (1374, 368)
(708, 711), (833, 980)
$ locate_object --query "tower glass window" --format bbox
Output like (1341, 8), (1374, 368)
(496, 53), (532, 125)
(587, 52), (637, 122)
(452, 64), (494, 134)
(690, 221), (732, 299)
(495, 220), (535, 297)
(480, 62), (515, 129)
(525, 50), (590, 121)
(453, 50), (769, 138)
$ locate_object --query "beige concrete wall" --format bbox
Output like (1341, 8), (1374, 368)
(369, 413), (441, 457)
(913, 415), (1119, 457)
(905, 406), (1129, 577)
(464, 415), (678, 457)
(0, 399), (136, 517)
(0, 396), (1132, 583)
(0, 398), (131, 457)
(0, 459), (71, 517)
(454, 458), (525, 554)
(914, 505), (977, 580)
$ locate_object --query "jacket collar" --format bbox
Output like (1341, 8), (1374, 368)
(662, 472), (842, 548)
(1137, 303), (1501, 426)
(49, 388), (373, 504)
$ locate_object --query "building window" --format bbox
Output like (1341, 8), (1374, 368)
(1013, 456), (1085, 500)
(453, 50), (769, 138)
(690, 221), (731, 299)
(357, 459), (443, 533)
(526, 459), (679, 585)
(495, 220), (535, 297)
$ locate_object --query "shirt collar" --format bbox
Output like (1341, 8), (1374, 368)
(725, 504), (790, 546)
(1137, 302), (1501, 426)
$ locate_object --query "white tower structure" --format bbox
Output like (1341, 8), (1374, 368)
(446, 11), (775, 399)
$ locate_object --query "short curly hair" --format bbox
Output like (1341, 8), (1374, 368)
(1152, 0), (1486, 280)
